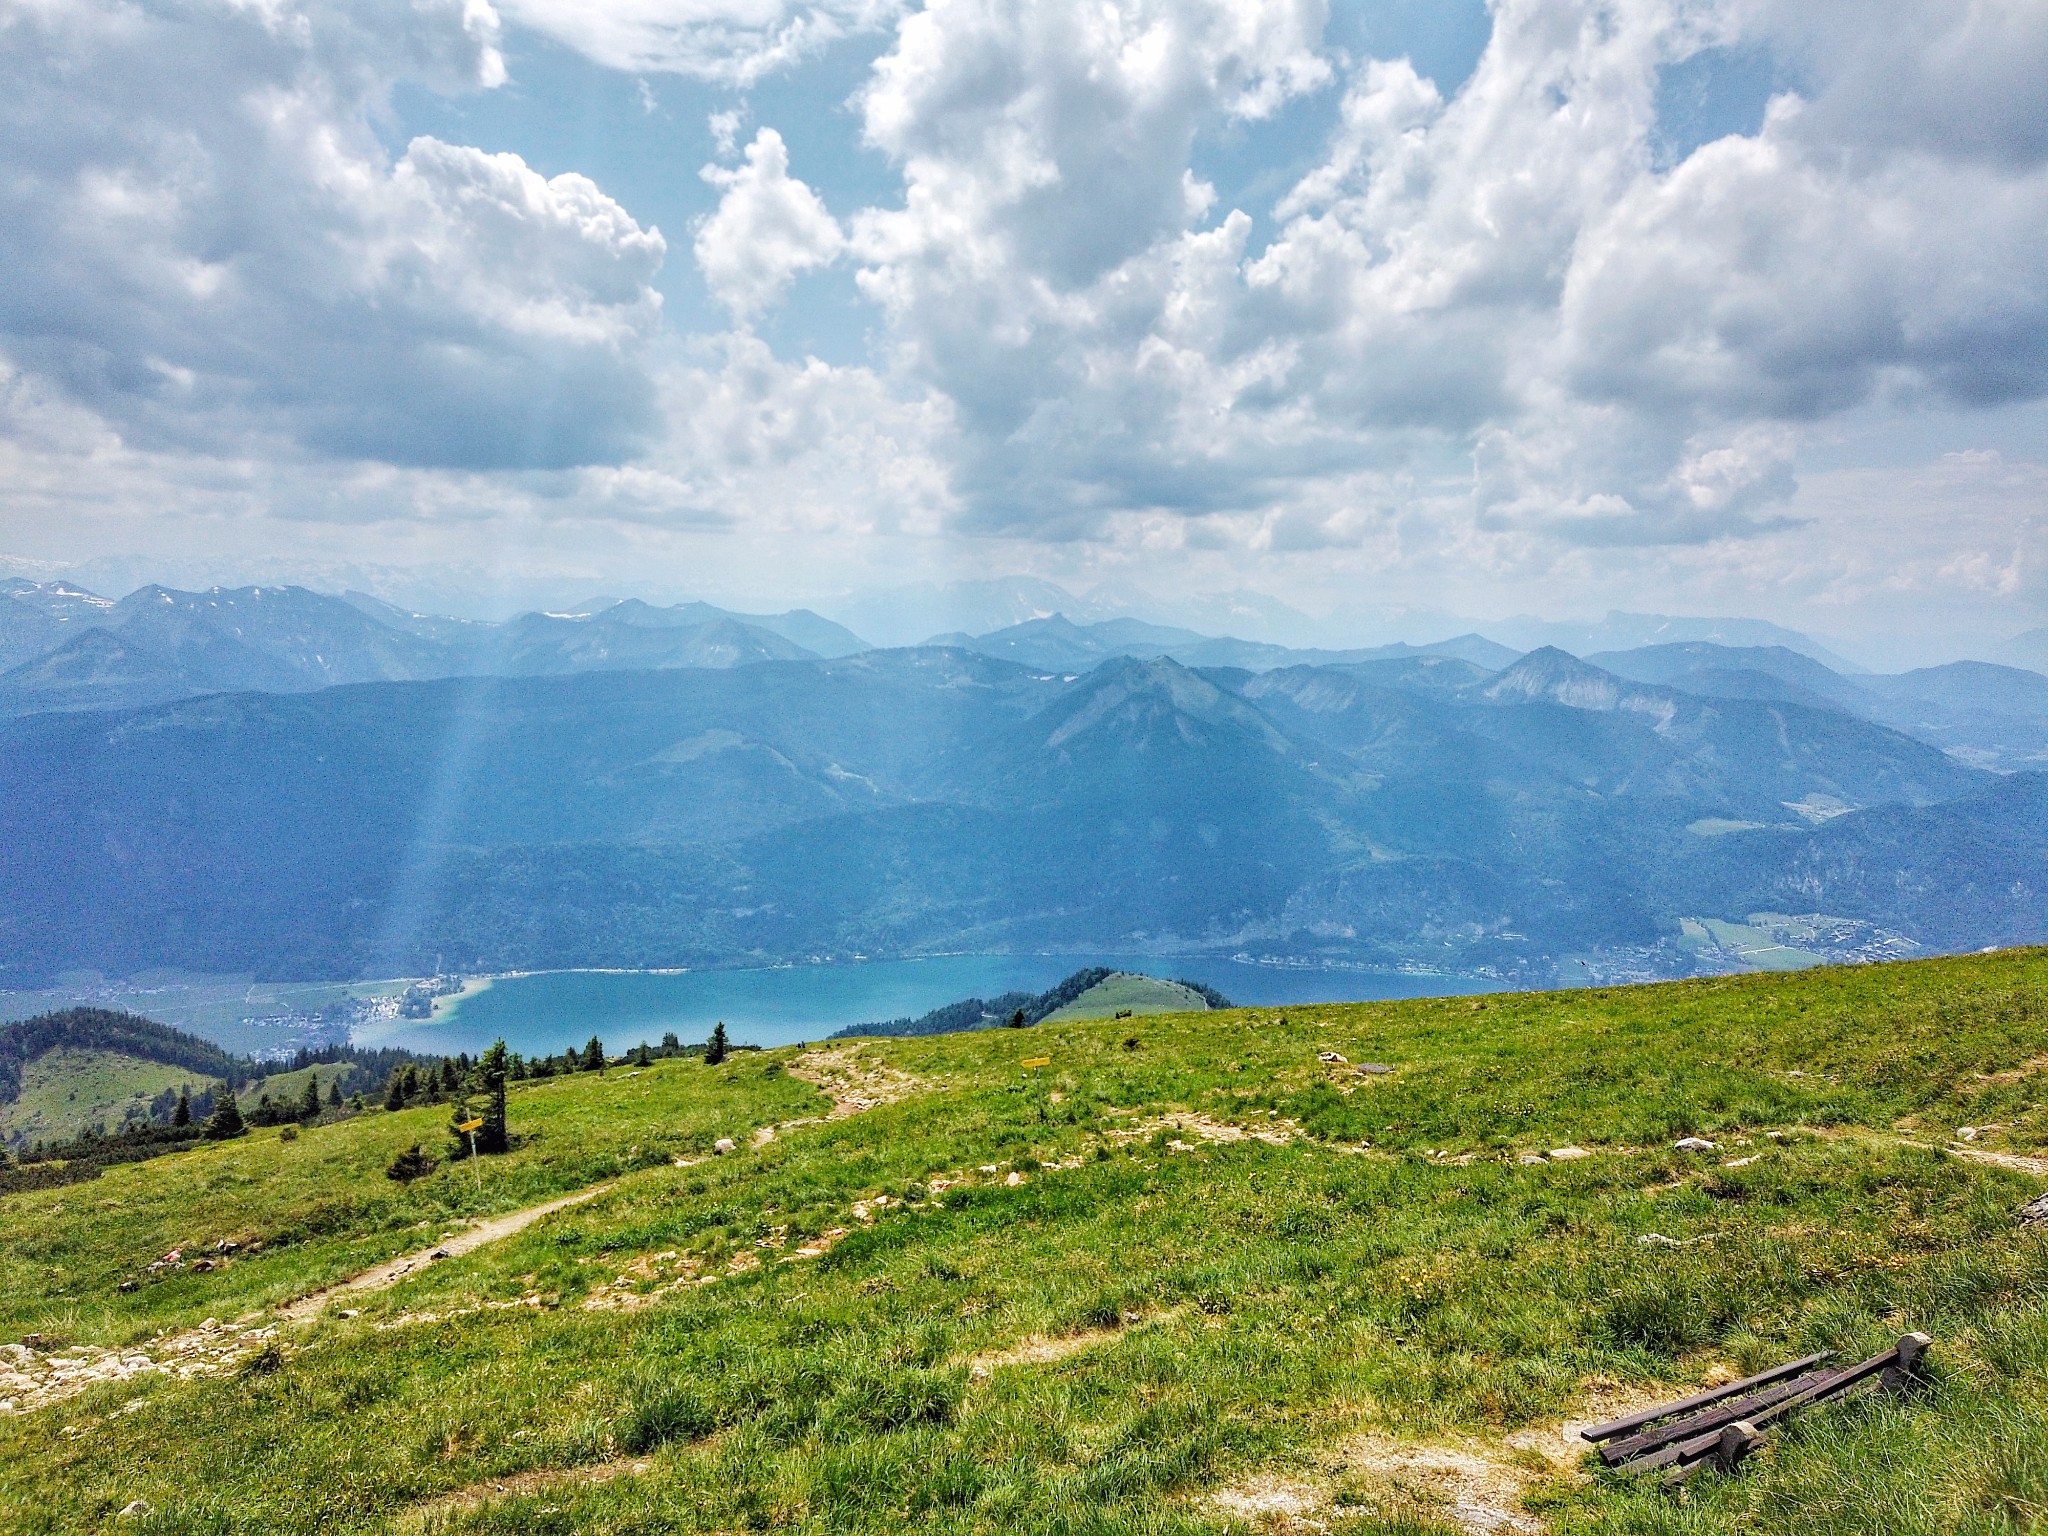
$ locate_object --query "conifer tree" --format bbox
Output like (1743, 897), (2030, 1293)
(384, 1070), (406, 1111)
(205, 1090), (246, 1140)
(477, 1039), (510, 1155)
(583, 1036), (606, 1072)
(705, 1022), (729, 1066)
(299, 1075), (323, 1121)
(327, 1080), (343, 1109)
(172, 1087), (191, 1128)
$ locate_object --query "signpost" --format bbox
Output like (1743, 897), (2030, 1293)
(456, 1117), (483, 1191)
(1020, 1057), (1050, 1069)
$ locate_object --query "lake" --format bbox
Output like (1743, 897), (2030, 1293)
(352, 954), (1500, 1059)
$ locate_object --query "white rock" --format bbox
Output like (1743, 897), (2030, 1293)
(1548, 1146), (1592, 1161)
(1518, 1153), (1548, 1165)
(1674, 1137), (1718, 1152)
(1957, 1126), (1979, 1142)
(713, 1137), (737, 1155)
(120, 1501), (151, 1519)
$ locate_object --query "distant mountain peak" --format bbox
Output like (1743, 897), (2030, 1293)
(1480, 647), (1677, 723)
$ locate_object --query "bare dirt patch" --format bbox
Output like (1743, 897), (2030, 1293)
(966, 1309), (1188, 1379)
(1202, 1376), (1675, 1536)
(394, 1455), (651, 1531)
(1102, 1109), (1300, 1150)
(278, 1184), (613, 1322)
(1947, 1144), (2048, 1177)
(0, 1317), (282, 1416)
(4, 1185), (614, 1416)
(786, 1044), (928, 1118)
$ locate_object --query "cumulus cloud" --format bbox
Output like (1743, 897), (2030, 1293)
(496, 0), (906, 85)
(0, 0), (667, 469)
(695, 129), (846, 319)
(829, 0), (2048, 548)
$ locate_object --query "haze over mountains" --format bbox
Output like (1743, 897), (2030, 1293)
(3, 572), (2046, 992)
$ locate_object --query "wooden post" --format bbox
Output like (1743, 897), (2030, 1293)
(1883, 1332), (1932, 1395)
(1715, 1421), (1759, 1473)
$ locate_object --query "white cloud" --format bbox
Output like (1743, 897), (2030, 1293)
(495, 0), (906, 86)
(0, 0), (666, 469)
(823, 0), (2048, 560)
(695, 128), (846, 318)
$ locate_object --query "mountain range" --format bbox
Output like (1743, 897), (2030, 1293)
(4, 639), (2041, 987)
(7, 579), (2045, 772)
(0, 581), (867, 716)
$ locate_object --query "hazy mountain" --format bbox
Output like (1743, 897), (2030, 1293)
(1588, 642), (2048, 769)
(1998, 628), (2048, 674)
(594, 599), (869, 659)
(830, 577), (1120, 648)
(485, 609), (821, 675)
(0, 586), (866, 717)
(939, 614), (1522, 675)
(1494, 611), (1864, 672)
(0, 580), (117, 670)
(2, 647), (2024, 986)
(1587, 642), (1871, 710)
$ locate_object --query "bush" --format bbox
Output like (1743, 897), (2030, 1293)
(615, 1380), (717, 1452)
(385, 1144), (434, 1183)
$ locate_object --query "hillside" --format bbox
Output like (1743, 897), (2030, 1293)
(2, 951), (2046, 1533)
(2, 650), (2037, 984)
(0, 1049), (204, 1147)
(837, 968), (1229, 1038)
(1039, 971), (1216, 1021)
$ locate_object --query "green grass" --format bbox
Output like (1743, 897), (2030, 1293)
(1040, 972), (1215, 1022)
(0, 1050), (210, 1146)
(3, 951), (2048, 1534)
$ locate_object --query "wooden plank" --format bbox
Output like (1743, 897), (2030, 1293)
(1580, 1350), (1833, 1442)
(1627, 1341), (1911, 1476)
(1598, 1371), (1824, 1465)
(1742, 1345), (1904, 1431)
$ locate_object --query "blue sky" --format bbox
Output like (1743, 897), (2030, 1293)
(1, 0), (2044, 663)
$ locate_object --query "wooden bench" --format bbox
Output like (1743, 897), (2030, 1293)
(1580, 1334), (1932, 1486)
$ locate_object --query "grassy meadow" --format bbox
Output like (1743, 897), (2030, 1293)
(0, 1050), (203, 1147)
(4, 951), (2048, 1534)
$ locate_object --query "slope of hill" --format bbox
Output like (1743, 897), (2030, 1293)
(2, 952), (2046, 1535)
(0, 1008), (243, 1149)
(1587, 642), (2048, 769)
(836, 967), (1228, 1038)
(1038, 971), (1215, 1021)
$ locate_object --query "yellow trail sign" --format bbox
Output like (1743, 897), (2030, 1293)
(455, 1118), (484, 1133)
(1019, 1057), (1051, 1069)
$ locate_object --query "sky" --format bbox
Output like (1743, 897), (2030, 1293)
(1, 0), (2045, 663)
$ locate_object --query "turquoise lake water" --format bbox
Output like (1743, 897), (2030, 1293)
(355, 955), (1499, 1059)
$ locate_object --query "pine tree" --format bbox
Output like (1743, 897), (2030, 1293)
(205, 1090), (246, 1140)
(476, 1040), (510, 1155)
(384, 1070), (406, 1111)
(705, 1022), (729, 1066)
(172, 1087), (191, 1128)
(299, 1075), (323, 1121)
(327, 1079), (343, 1109)
(583, 1036), (606, 1072)
(1007, 1008), (1027, 1028)
(439, 1058), (460, 1094)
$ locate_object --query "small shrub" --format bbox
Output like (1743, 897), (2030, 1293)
(385, 1144), (434, 1183)
(615, 1381), (716, 1452)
